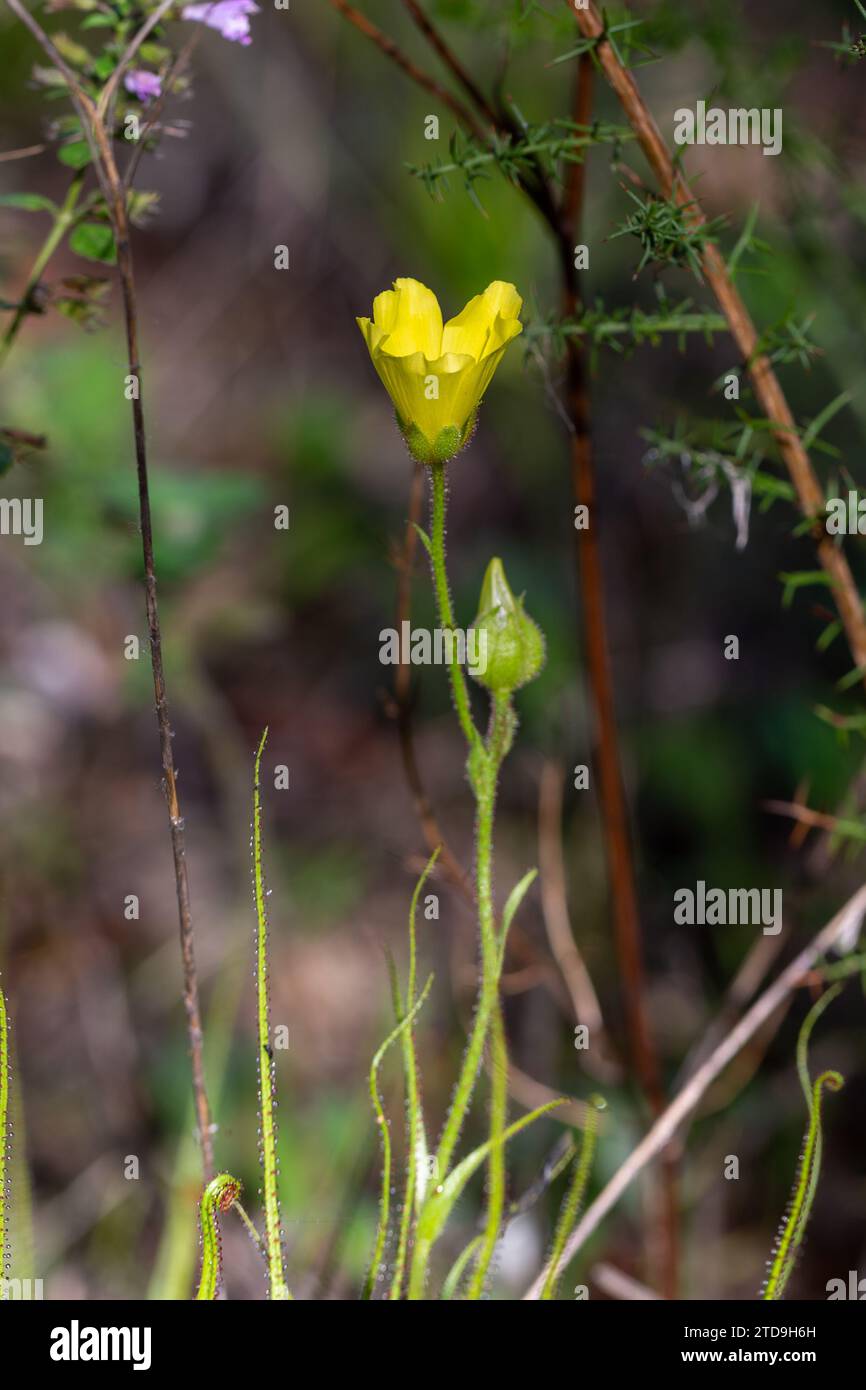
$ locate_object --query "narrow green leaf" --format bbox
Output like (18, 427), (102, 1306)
(835, 664), (866, 694)
(496, 868), (538, 976)
(541, 1096), (605, 1299)
(778, 570), (832, 609)
(441, 1235), (483, 1300)
(411, 521), (433, 559)
(419, 1099), (566, 1250)
(0, 193), (57, 214)
(801, 390), (854, 453)
(362, 974), (434, 1300)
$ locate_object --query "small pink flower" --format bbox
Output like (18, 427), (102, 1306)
(124, 70), (163, 103)
(181, 0), (260, 46)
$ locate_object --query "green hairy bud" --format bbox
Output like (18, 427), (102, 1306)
(469, 557), (545, 694)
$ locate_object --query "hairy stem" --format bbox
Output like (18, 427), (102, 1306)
(763, 1069), (843, 1300)
(389, 849), (439, 1300)
(252, 728), (290, 1300)
(466, 692), (513, 1298)
(195, 1172), (242, 1300)
(428, 461), (478, 749)
(541, 1096), (603, 1300)
(406, 472), (512, 1299)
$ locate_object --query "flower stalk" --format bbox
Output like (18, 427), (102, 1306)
(406, 458), (544, 1297)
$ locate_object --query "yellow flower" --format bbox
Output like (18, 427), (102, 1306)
(357, 277), (523, 464)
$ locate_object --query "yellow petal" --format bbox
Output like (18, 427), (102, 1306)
(372, 278), (444, 360)
(372, 349), (476, 440)
(441, 281), (523, 360)
(435, 345), (510, 432)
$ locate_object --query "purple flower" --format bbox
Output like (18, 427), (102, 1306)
(181, 0), (260, 46)
(124, 70), (163, 103)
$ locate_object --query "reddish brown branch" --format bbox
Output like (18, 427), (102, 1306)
(401, 0), (500, 128)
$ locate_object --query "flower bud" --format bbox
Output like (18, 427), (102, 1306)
(468, 557), (545, 694)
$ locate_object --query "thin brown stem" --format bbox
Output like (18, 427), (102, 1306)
(4, 0), (214, 1179)
(0, 143), (46, 162)
(400, 0), (499, 128)
(327, 0), (483, 137)
(764, 798), (862, 840)
(123, 30), (204, 191)
(114, 216), (213, 1181)
(591, 1262), (662, 1301)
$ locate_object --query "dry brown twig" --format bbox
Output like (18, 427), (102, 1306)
(538, 759), (620, 1082)
(591, 1262), (662, 1301)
